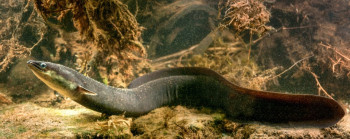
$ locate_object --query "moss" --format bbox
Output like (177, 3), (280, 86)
(0, 102), (102, 138)
(0, 125), (28, 138)
(0, 102), (349, 138)
(0, 105), (16, 114)
(39, 128), (58, 136)
(70, 127), (94, 135)
(0, 131), (14, 138)
(16, 126), (27, 133)
(212, 113), (225, 124)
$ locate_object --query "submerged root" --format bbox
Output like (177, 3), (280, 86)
(34, 0), (148, 87)
(0, 40), (31, 72)
(95, 115), (133, 138)
(221, 0), (272, 34)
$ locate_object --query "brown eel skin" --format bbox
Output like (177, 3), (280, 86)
(28, 60), (345, 127)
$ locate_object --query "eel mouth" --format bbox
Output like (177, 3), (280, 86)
(27, 60), (44, 72)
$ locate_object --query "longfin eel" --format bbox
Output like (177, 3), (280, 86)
(27, 60), (345, 127)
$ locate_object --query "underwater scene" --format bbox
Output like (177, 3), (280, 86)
(0, 0), (350, 138)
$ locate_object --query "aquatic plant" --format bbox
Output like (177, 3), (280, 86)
(33, 0), (149, 87)
(151, 0), (277, 90)
(221, 0), (272, 61)
(254, 0), (350, 99)
(221, 0), (271, 34)
(0, 0), (45, 73)
(0, 41), (31, 72)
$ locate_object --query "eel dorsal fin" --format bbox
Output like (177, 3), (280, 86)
(128, 67), (226, 88)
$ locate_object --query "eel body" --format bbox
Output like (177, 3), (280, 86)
(27, 60), (345, 127)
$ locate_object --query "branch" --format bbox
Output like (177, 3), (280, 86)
(309, 71), (334, 99)
(320, 42), (350, 61)
(269, 55), (313, 80)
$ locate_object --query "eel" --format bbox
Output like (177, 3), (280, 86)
(27, 60), (345, 127)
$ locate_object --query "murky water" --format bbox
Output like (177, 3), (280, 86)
(0, 0), (350, 138)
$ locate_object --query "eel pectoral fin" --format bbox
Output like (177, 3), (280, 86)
(77, 86), (97, 96)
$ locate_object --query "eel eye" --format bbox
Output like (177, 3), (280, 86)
(40, 63), (47, 68)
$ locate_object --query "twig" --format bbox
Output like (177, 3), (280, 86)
(251, 25), (315, 45)
(247, 30), (252, 61)
(152, 44), (199, 64)
(269, 55), (314, 80)
(320, 42), (350, 61)
(309, 71), (334, 99)
(29, 32), (44, 52)
(134, 0), (139, 17)
(331, 58), (341, 73)
(207, 47), (240, 52)
(281, 25), (316, 30)
(152, 28), (219, 64)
